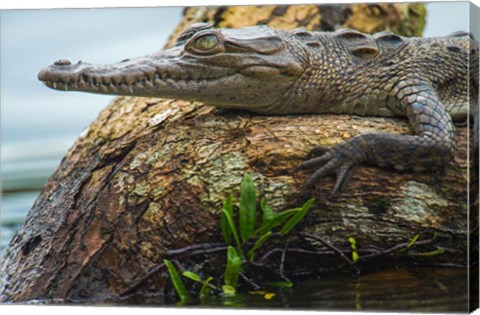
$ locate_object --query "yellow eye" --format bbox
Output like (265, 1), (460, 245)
(193, 34), (219, 51)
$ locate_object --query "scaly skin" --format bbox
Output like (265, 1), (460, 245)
(38, 24), (479, 194)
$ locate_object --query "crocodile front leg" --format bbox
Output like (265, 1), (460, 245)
(298, 82), (456, 194)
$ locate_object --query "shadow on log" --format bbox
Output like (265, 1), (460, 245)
(0, 3), (475, 304)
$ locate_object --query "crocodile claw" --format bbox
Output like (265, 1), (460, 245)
(298, 145), (359, 195)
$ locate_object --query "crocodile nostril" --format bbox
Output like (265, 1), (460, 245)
(54, 59), (72, 66)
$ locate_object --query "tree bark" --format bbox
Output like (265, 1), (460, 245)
(1, 3), (473, 304)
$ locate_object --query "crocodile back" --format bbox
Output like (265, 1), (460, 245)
(291, 28), (475, 121)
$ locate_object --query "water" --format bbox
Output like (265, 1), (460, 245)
(94, 266), (468, 311)
(25, 266), (468, 311)
(1, 191), (39, 250)
(196, 267), (468, 312)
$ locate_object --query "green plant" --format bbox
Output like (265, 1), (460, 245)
(221, 173), (315, 259)
(182, 271), (215, 299)
(239, 174), (256, 242)
(165, 173), (315, 301)
(219, 174), (314, 294)
(164, 260), (219, 302)
(397, 234), (420, 254)
(348, 237), (359, 263)
(164, 259), (191, 303)
(223, 246), (242, 295)
(410, 249), (445, 257)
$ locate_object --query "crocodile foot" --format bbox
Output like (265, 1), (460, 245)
(297, 144), (360, 195)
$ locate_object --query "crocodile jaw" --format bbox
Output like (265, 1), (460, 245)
(40, 54), (303, 114)
(38, 51), (237, 100)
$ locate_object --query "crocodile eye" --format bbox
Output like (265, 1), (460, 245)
(193, 34), (219, 51)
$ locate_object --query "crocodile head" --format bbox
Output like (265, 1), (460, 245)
(38, 24), (305, 113)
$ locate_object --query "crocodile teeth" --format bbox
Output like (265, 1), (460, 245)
(64, 83), (69, 91)
(112, 76), (123, 85)
(128, 84), (134, 94)
(124, 75), (136, 85)
(53, 82), (57, 89)
(145, 68), (156, 79)
(108, 83), (118, 93)
(119, 84), (129, 93)
(134, 82), (144, 91)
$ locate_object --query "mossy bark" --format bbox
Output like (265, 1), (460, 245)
(1, 3), (473, 304)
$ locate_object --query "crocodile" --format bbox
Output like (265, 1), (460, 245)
(38, 23), (479, 194)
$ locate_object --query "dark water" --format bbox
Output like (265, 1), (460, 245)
(27, 266), (467, 311)
(198, 267), (468, 312)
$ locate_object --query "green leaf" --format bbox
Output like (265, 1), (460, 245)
(352, 251), (359, 263)
(256, 208), (299, 235)
(260, 198), (274, 228)
(406, 234), (420, 248)
(279, 198), (315, 236)
(239, 173), (257, 242)
(200, 277), (214, 299)
(164, 259), (191, 302)
(409, 249), (445, 257)
(224, 246), (242, 290)
(221, 208), (241, 250)
(398, 234), (420, 254)
(348, 237), (359, 262)
(222, 284), (236, 296)
(270, 209), (299, 226)
(248, 231), (272, 261)
(182, 271), (202, 283)
(269, 281), (293, 288)
(348, 237), (357, 250)
(220, 195), (234, 244)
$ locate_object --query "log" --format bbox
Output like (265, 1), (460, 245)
(1, 3), (474, 304)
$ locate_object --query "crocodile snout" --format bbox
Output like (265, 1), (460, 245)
(37, 60), (94, 93)
(38, 60), (73, 81)
(37, 67), (54, 82)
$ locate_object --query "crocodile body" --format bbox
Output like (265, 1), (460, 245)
(38, 24), (479, 193)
